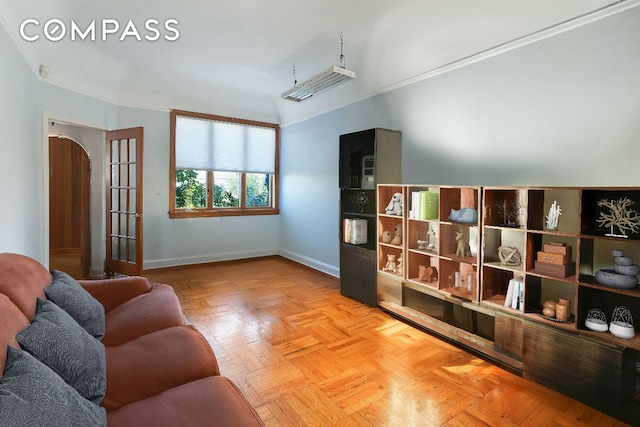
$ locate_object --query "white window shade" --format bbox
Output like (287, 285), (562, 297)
(175, 116), (212, 170)
(176, 116), (276, 173)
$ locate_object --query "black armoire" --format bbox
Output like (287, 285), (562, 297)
(339, 128), (401, 305)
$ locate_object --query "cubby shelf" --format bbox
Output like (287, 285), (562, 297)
(377, 185), (640, 355)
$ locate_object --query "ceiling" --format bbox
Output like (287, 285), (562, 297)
(0, 0), (632, 125)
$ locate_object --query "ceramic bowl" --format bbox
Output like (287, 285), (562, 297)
(609, 321), (635, 339)
(595, 269), (638, 289)
(585, 318), (608, 332)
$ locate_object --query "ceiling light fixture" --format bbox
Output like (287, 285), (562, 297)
(281, 33), (356, 102)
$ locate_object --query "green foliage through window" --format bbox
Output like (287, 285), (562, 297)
(213, 172), (239, 208)
(176, 170), (206, 209)
(176, 170), (270, 209)
(246, 174), (270, 207)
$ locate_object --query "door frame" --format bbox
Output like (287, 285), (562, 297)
(48, 136), (91, 276)
(41, 112), (107, 272)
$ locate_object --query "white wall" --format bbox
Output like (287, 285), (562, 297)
(278, 103), (396, 276)
(279, 6), (640, 277)
(393, 7), (640, 187)
(1, 20), (279, 270)
(115, 106), (280, 270)
(0, 24), (43, 261)
(2, 7), (638, 276)
(39, 102), (280, 271)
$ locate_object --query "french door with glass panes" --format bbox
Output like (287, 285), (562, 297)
(105, 127), (143, 276)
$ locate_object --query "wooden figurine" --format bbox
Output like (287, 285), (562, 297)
(382, 254), (397, 273)
(455, 229), (469, 258)
(418, 265), (437, 283)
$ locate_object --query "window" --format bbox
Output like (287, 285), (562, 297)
(169, 110), (279, 218)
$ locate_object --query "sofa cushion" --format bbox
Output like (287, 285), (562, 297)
(16, 298), (107, 404)
(0, 346), (107, 426)
(0, 253), (52, 320)
(106, 376), (264, 427)
(102, 325), (219, 410)
(44, 270), (106, 340)
(80, 276), (153, 313)
(102, 284), (185, 346)
(0, 295), (30, 378)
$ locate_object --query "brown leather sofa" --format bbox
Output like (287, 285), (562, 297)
(0, 252), (264, 426)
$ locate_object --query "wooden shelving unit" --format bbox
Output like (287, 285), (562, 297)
(376, 185), (405, 286)
(377, 185), (495, 362)
(402, 185), (481, 300)
(480, 187), (640, 352)
(376, 185), (640, 424)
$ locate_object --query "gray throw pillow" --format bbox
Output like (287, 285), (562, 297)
(44, 270), (105, 340)
(0, 346), (106, 426)
(16, 298), (107, 404)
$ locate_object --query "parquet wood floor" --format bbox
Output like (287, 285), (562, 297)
(50, 253), (94, 279)
(141, 256), (628, 426)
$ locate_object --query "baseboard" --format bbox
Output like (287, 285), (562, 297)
(50, 248), (81, 256)
(90, 269), (105, 278)
(277, 249), (339, 278)
(143, 248), (278, 270)
(143, 249), (340, 279)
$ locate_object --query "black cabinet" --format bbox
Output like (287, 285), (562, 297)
(339, 129), (376, 189)
(339, 244), (377, 305)
(339, 128), (401, 305)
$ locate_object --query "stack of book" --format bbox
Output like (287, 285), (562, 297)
(505, 277), (525, 311)
(409, 191), (438, 220)
(343, 219), (367, 244)
(534, 242), (575, 278)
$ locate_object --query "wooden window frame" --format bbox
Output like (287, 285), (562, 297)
(169, 109), (279, 219)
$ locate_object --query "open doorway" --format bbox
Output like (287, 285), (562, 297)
(48, 136), (91, 278)
(45, 120), (144, 278)
(47, 120), (106, 279)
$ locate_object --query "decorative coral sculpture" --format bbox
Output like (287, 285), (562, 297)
(597, 197), (640, 238)
(493, 198), (524, 227)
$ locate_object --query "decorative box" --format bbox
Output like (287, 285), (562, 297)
(534, 261), (576, 278)
(543, 242), (572, 257)
(536, 251), (571, 265)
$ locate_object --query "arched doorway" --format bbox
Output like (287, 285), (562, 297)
(49, 136), (91, 278)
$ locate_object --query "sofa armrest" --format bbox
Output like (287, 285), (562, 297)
(78, 276), (153, 313)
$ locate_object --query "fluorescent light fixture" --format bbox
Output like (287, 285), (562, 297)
(281, 65), (356, 102)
